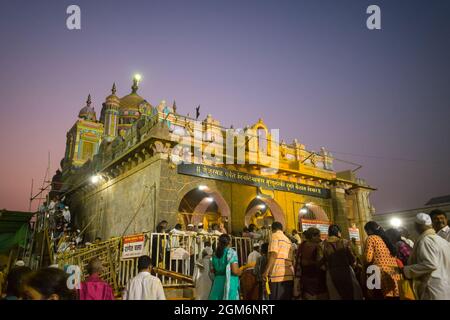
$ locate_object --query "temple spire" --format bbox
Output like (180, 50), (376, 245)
(172, 100), (177, 114)
(86, 94), (92, 107)
(131, 74), (141, 93)
(111, 82), (117, 95)
(131, 79), (138, 93)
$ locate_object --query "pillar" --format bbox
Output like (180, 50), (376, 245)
(354, 188), (374, 242)
(331, 186), (350, 239)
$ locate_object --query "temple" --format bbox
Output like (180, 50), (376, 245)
(58, 75), (376, 243)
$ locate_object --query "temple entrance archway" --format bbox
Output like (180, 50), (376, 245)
(177, 185), (230, 231)
(298, 202), (329, 222)
(298, 202), (330, 237)
(244, 196), (285, 228)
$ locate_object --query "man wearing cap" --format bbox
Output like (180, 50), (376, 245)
(429, 209), (450, 242)
(14, 260), (25, 267)
(240, 243), (261, 300)
(185, 224), (197, 275)
(403, 213), (450, 300)
(196, 223), (208, 235)
(247, 243), (261, 268)
(186, 224), (197, 236)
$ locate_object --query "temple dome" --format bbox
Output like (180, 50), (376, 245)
(120, 92), (145, 111)
(119, 77), (149, 116)
(78, 94), (97, 121)
(105, 83), (120, 106)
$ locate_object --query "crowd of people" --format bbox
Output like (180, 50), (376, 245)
(38, 196), (104, 255)
(38, 196), (78, 254)
(0, 255), (165, 300)
(1, 209), (450, 300)
(193, 209), (450, 301)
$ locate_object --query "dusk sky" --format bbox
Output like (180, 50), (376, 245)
(0, 0), (449, 214)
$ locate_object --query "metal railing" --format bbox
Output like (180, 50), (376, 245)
(56, 232), (257, 294)
(117, 233), (257, 288)
(56, 237), (121, 293)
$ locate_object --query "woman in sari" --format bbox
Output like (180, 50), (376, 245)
(322, 224), (363, 300)
(209, 234), (242, 300)
(363, 221), (402, 300)
(294, 227), (328, 300)
(385, 228), (412, 266)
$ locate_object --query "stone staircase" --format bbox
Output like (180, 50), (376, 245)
(164, 286), (195, 300)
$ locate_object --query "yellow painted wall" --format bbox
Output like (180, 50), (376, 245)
(217, 180), (334, 233)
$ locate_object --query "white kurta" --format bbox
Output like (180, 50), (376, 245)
(437, 225), (450, 242)
(247, 250), (261, 266)
(123, 271), (166, 300)
(193, 256), (213, 300)
(404, 229), (450, 300)
(62, 209), (71, 223)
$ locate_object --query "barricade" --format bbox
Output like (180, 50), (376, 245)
(56, 232), (258, 293)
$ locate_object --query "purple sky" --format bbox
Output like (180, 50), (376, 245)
(0, 0), (449, 213)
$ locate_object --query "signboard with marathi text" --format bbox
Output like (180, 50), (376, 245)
(348, 227), (361, 243)
(177, 163), (331, 199)
(348, 227), (362, 255)
(300, 219), (330, 240)
(122, 234), (145, 259)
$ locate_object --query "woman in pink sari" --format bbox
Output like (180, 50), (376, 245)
(79, 258), (114, 300)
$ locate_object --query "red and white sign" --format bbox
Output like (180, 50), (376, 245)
(348, 227), (362, 255)
(348, 227), (361, 243)
(300, 219), (330, 240)
(122, 234), (145, 259)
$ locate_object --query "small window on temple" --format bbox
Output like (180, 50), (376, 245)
(82, 141), (94, 160)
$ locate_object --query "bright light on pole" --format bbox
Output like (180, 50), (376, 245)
(134, 73), (142, 82)
(390, 217), (402, 228)
(90, 174), (101, 184)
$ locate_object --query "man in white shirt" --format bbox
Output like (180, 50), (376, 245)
(48, 199), (56, 211)
(62, 206), (71, 224)
(170, 224), (185, 236)
(210, 223), (223, 236)
(248, 224), (262, 240)
(247, 243), (261, 268)
(196, 223), (209, 235)
(123, 255), (166, 300)
(404, 213), (450, 300)
(430, 209), (450, 242)
(185, 224), (197, 236)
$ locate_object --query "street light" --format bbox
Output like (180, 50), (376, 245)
(90, 174), (102, 184)
(390, 217), (402, 228)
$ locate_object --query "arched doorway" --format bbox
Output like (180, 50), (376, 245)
(298, 202), (329, 221)
(177, 185), (231, 231)
(298, 202), (330, 238)
(244, 196), (285, 228)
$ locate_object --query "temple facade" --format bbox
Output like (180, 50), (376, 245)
(59, 76), (376, 242)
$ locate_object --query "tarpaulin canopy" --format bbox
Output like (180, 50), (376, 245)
(0, 210), (34, 253)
